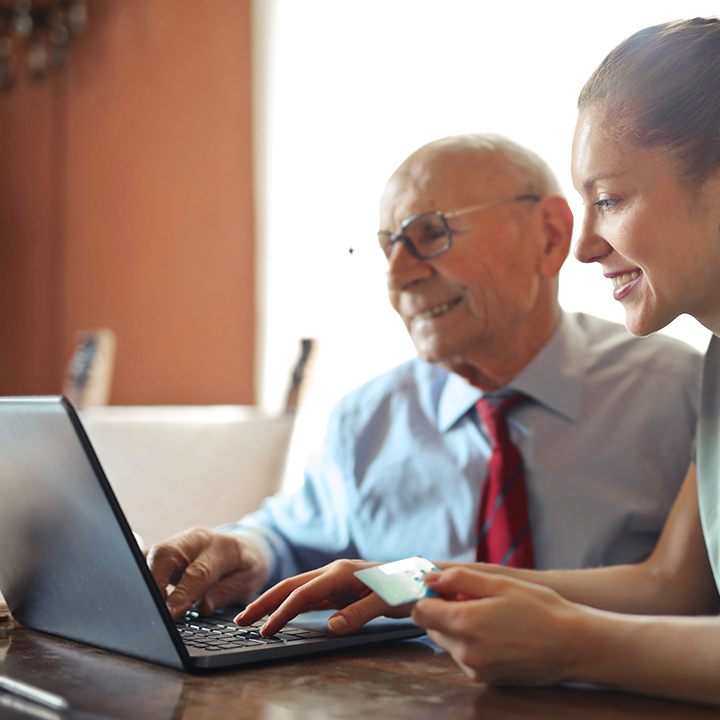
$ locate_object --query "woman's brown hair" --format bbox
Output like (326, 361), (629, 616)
(579, 17), (720, 187)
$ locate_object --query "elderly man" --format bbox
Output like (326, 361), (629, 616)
(147, 135), (700, 621)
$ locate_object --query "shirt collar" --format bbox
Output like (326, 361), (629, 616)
(437, 311), (586, 432)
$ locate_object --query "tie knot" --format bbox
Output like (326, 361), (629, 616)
(477, 391), (527, 415)
(476, 392), (528, 441)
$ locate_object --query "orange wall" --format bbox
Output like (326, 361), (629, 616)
(0, 0), (256, 405)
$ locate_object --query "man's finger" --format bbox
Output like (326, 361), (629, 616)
(146, 542), (192, 595)
(145, 527), (216, 589)
(165, 552), (227, 619)
(198, 568), (267, 616)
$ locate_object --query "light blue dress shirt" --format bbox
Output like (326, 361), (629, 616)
(221, 312), (702, 588)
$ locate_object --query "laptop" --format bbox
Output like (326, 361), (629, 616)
(0, 396), (424, 671)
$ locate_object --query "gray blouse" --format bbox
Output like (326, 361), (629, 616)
(698, 334), (720, 590)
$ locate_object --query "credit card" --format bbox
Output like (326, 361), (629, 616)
(354, 556), (440, 606)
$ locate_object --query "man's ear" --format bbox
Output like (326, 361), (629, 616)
(536, 196), (573, 279)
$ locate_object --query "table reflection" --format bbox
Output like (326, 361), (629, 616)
(0, 626), (717, 720)
(0, 627), (186, 720)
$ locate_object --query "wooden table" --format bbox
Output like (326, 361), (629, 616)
(0, 623), (718, 719)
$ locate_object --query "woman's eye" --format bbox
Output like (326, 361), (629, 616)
(593, 198), (618, 210)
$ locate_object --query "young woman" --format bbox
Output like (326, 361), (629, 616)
(411, 17), (720, 705)
(238, 18), (720, 705)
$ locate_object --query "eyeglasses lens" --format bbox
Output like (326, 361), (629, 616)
(404, 212), (449, 258)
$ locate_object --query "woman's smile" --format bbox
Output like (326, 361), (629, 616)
(605, 269), (643, 300)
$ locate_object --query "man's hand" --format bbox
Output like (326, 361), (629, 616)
(235, 559), (411, 636)
(145, 527), (269, 620)
(412, 567), (583, 686)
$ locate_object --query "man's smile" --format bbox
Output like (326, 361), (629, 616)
(411, 297), (463, 321)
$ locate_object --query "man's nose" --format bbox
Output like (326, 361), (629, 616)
(573, 214), (612, 264)
(386, 241), (433, 291)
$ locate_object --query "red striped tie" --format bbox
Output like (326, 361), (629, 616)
(475, 393), (535, 568)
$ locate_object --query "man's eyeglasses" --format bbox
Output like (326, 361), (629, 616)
(377, 194), (541, 261)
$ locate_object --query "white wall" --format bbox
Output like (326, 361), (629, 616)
(254, 1), (716, 474)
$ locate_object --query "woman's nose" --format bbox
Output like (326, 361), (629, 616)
(574, 214), (612, 264)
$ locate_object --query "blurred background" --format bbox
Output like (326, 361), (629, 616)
(1, 0), (716, 427)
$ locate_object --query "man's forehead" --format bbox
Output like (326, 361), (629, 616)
(380, 148), (519, 225)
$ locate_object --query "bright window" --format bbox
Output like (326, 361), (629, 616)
(255, 1), (715, 474)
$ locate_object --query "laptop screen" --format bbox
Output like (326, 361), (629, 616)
(0, 397), (184, 669)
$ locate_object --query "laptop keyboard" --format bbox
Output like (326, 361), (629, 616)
(176, 611), (328, 652)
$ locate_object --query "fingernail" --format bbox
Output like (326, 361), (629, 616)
(327, 615), (348, 634)
(167, 603), (177, 616)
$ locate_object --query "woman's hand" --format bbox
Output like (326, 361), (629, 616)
(235, 559), (410, 636)
(413, 567), (586, 686)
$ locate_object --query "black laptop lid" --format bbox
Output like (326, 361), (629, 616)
(0, 397), (185, 669)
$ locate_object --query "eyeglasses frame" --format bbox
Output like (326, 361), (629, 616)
(378, 193), (542, 261)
